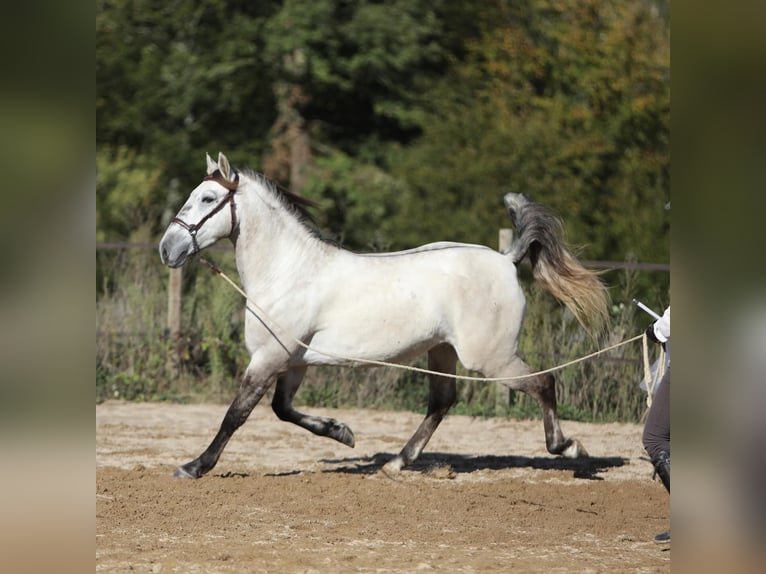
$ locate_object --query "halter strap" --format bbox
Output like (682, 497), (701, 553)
(203, 170), (240, 191)
(170, 171), (240, 254)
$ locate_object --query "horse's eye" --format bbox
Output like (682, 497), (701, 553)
(202, 196), (215, 204)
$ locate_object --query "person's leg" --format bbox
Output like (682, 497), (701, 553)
(643, 370), (670, 466)
(642, 370), (670, 543)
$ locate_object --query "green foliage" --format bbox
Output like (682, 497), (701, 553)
(386, 0), (669, 265)
(263, 0), (465, 144)
(97, 247), (173, 402)
(97, 0), (279, 182)
(96, 146), (165, 241)
(185, 253), (251, 401)
(297, 357), (430, 413)
(97, 248), (247, 404)
(97, 0), (668, 267)
(302, 149), (407, 249)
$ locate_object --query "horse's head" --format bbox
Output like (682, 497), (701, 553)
(159, 152), (240, 268)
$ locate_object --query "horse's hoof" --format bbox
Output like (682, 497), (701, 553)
(173, 466), (198, 479)
(380, 457), (404, 478)
(330, 422), (355, 448)
(561, 439), (589, 459)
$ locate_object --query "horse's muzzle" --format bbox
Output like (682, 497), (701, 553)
(159, 235), (190, 268)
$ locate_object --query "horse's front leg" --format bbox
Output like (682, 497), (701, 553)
(271, 366), (355, 447)
(174, 360), (277, 479)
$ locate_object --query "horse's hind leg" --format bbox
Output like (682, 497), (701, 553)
(382, 344), (458, 476)
(271, 366), (355, 447)
(507, 358), (588, 458)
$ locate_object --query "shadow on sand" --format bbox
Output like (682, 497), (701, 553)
(315, 451), (627, 481)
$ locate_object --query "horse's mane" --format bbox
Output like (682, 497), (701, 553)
(240, 168), (318, 223)
(239, 168), (338, 245)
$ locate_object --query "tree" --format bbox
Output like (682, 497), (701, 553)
(97, 0), (669, 274)
(97, 0), (280, 237)
(96, 146), (164, 242)
(260, 0), (483, 233)
(385, 0), (669, 268)
(96, 0), (478, 239)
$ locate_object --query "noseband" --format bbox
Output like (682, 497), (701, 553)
(171, 172), (240, 254)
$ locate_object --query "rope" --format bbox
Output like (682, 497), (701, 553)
(199, 256), (645, 387)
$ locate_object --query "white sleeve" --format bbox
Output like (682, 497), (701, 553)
(652, 306), (670, 343)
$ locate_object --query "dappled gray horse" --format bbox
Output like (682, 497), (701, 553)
(159, 152), (609, 478)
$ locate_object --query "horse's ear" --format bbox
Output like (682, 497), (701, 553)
(206, 153), (217, 175)
(217, 152), (232, 181)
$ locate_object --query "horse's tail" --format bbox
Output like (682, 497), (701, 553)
(504, 193), (610, 336)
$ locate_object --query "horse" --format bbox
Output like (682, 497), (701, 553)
(159, 152), (609, 479)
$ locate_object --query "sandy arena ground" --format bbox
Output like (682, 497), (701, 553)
(96, 401), (670, 572)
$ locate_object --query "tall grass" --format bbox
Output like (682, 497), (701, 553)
(97, 249), (662, 422)
(97, 247), (249, 403)
(97, 247), (172, 401)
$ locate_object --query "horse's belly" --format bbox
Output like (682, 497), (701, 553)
(300, 304), (441, 367)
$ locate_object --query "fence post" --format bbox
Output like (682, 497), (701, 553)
(498, 228), (513, 254)
(166, 267), (183, 376)
(496, 228), (514, 411)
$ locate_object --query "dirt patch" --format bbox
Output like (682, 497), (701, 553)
(96, 401), (670, 572)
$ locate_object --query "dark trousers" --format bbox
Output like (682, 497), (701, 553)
(642, 369), (670, 462)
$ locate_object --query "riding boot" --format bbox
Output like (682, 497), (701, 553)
(653, 451), (670, 493)
(652, 451), (670, 544)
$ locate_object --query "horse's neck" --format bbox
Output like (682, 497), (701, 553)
(234, 185), (328, 293)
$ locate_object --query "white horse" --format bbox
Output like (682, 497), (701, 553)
(159, 152), (609, 478)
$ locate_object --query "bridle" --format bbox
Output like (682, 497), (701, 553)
(171, 171), (240, 254)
